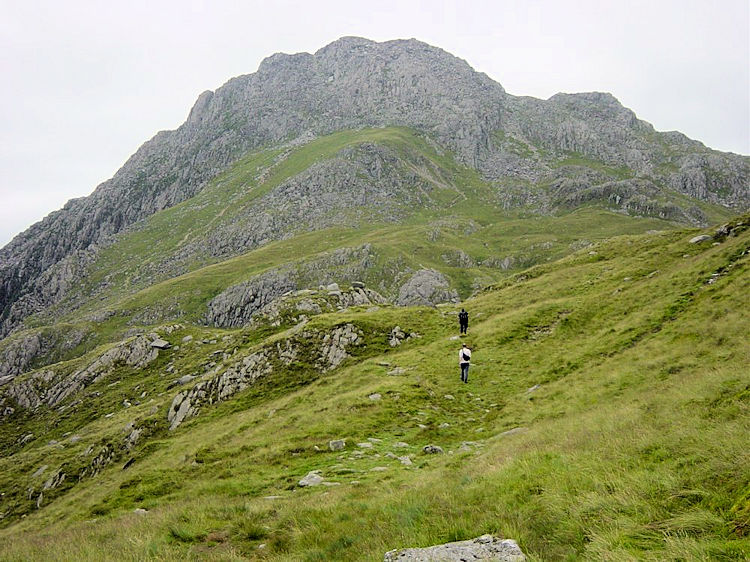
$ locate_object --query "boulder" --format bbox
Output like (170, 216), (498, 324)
(689, 234), (712, 244)
(329, 439), (346, 451)
(423, 444), (444, 454)
(389, 326), (406, 347)
(298, 470), (324, 487)
(397, 269), (459, 307)
(150, 338), (171, 349)
(384, 534), (526, 561)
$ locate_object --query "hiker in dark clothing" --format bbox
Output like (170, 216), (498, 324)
(458, 308), (469, 334)
(459, 343), (472, 383)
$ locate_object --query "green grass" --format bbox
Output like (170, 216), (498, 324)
(1, 218), (747, 560)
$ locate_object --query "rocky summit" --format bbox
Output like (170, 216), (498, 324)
(0, 37), (748, 560)
(1, 36), (748, 338)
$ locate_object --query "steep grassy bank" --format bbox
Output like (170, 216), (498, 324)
(0, 218), (747, 560)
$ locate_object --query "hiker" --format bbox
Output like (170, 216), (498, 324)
(458, 308), (469, 334)
(459, 343), (472, 383)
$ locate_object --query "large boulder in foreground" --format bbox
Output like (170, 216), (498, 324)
(384, 534), (526, 561)
(396, 269), (459, 307)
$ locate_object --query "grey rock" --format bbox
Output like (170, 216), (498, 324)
(328, 439), (346, 451)
(150, 338), (171, 349)
(299, 470), (324, 487)
(4, 334), (161, 414)
(318, 324), (363, 371)
(0, 327), (89, 382)
(689, 234), (712, 244)
(389, 326), (406, 347)
(384, 534), (526, 561)
(43, 470), (65, 491)
(397, 269), (459, 307)
(167, 323), (363, 430)
(423, 444), (444, 454)
(398, 456), (413, 466)
(369, 393), (382, 401)
(125, 427), (143, 449)
(204, 247), (386, 328)
(205, 269), (297, 328)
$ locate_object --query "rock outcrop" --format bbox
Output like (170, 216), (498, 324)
(384, 534), (526, 561)
(205, 250), (387, 328)
(1, 334), (163, 415)
(397, 269), (459, 307)
(167, 323), (364, 430)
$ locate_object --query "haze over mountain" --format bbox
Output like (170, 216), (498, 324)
(0, 37), (748, 560)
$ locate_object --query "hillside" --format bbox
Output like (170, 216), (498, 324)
(0, 216), (747, 560)
(0, 36), (748, 561)
(1, 37), (748, 338)
(1, 125), (712, 382)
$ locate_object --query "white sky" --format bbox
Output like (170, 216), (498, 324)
(1, 0), (748, 247)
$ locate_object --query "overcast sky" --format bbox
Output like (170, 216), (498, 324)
(1, 0), (748, 247)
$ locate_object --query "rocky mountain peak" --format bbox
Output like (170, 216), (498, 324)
(1, 36), (747, 339)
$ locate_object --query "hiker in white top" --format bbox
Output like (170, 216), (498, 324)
(459, 343), (472, 383)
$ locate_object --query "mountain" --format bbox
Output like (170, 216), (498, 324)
(0, 37), (747, 338)
(0, 37), (748, 559)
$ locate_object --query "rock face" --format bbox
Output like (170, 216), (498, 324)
(1, 334), (162, 415)
(205, 254), (387, 328)
(397, 269), (459, 307)
(1, 36), (748, 336)
(205, 270), (298, 328)
(0, 326), (89, 382)
(167, 323), (364, 430)
(384, 534), (526, 561)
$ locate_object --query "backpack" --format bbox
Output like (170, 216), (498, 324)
(462, 351), (470, 362)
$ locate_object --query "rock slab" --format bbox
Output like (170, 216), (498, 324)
(384, 534), (526, 561)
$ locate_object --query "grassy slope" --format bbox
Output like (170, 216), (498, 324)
(12, 126), (687, 362)
(1, 220), (747, 560)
